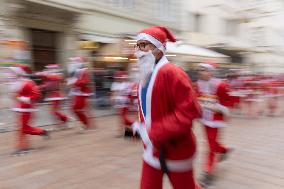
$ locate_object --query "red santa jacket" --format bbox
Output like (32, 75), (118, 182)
(197, 78), (232, 128)
(38, 72), (66, 101)
(137, 56), (201, 172)
(127, 82), (138, 111)
(69, 68), (92, 96)
(11, 79), (40, 112)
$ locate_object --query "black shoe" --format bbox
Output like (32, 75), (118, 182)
(199, 172), (214, 188)
(11, 148), (35, 156)
(219, 147), (234, 162)
(124, 128), (133, 138)
(42, 130), (50, 139)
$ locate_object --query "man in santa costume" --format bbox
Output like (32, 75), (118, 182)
(67, 56), (94, 130)
(36, 64), (69, 129)
(131, 26), (202, 189)
(9, 64), (49, 155)
(110, 71), (136, 137)
(122, 80), (139, 138)
(196, 62), (233, 187)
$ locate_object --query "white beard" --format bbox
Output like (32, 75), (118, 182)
(135, 50), (155, 86)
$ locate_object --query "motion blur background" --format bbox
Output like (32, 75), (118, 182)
(1, 1), (284, 189)
(1, 0), (284, 127)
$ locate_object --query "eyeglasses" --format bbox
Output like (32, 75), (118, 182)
(134, 42), (152, 50)
(198, 68), (207, 72)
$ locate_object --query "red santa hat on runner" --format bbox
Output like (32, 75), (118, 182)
(10, 64), (31, 76)
(45, 64), (59, 69)
(45, 64), (61, 73)
(199, 60), (218, 72)
(114, 71), (128, 79)
(69, 56), (86, 63)
(69, 56), (87, 72)
(136, 26), (176, 53)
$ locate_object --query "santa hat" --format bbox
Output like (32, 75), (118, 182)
(45, 64), (62, 73)
(69, 56), (87, 71)
(10, 64), (31, 76)
(114, 71), (128, 79)
(69, 56), (86, 63)
(136, 26), (176, 53)
(45, 64), (60, 69)
(199, 60), (218, 71)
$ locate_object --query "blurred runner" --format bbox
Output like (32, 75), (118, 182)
(110, 71), (131, 137)
(67, 56), (95, 130)
(196, 61), (233, 187)
(9, 64), (49, 155)
(36, 64), (69, 130)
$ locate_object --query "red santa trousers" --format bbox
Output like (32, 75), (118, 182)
(141, 161), (202, 189)
(72, 96), (89, 128)
(203, 126), (228, 173)
(17, 112), (45, 149)
(51, 100), (68, 122)
(120, 107), (134, 127)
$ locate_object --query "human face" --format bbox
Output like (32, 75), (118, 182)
(134, 40), (162, 60)
(134, 40), (155, 52)
(198, 68), (212, 81)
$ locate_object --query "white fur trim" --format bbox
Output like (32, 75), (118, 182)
(137, 33), (166, 53)
(215, 103), (230, 116)
(200, 119), (228, 128)
(17, 96), (30, 104)
(69, 92), (93, 96)
(143, 144), (194, 171)
(145, 56), (169, 128)
(11, 108), (38, 112)
(138, 120), (194, 172)
(44, 97), (67, 101)
(200, 63), (215, 71)
(10, 67), (26, 75)
(67, 78), (77, 85)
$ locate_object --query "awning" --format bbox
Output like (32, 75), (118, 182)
(166, 42), (228, 58)
(80, 33), (120, 43)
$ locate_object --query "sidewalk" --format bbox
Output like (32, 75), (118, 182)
(0, 101), (116, 133)
(0, 116), (284, 189)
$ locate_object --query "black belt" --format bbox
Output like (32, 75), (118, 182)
(159, 146), (169, 175)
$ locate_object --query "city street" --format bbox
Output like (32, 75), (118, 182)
(0, 115), (284, 189)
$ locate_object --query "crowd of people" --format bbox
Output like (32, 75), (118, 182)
(1, 25), (284, 189)
(227, 72), (284, 118)
(6, 56), (95, 156)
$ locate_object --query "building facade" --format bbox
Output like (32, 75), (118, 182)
(181, 0), (284, 73)
(0, 0), (187, 70)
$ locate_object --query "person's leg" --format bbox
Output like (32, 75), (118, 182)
(199, 126), (218, 187)
(204, 126), (218, 173)
(140, 161), (163, 189)
(73, 96), (89, 128)
(22, 112), (45, 135)
(168, 170), (201, 189)
(121, 107), (133, 126)
(51, 100), (68, 122)
(16, 112), (48, 152)
(214, 129), (228, 154)
(16, 112), (29, 150)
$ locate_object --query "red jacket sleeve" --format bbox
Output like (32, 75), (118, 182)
(27, 81), (41, 102)
(149, 67), (201, 145)
(74, 70), (89, 88)
(217, 82), (233, 108)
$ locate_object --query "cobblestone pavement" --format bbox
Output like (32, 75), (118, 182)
(0, 115), (284, 189)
